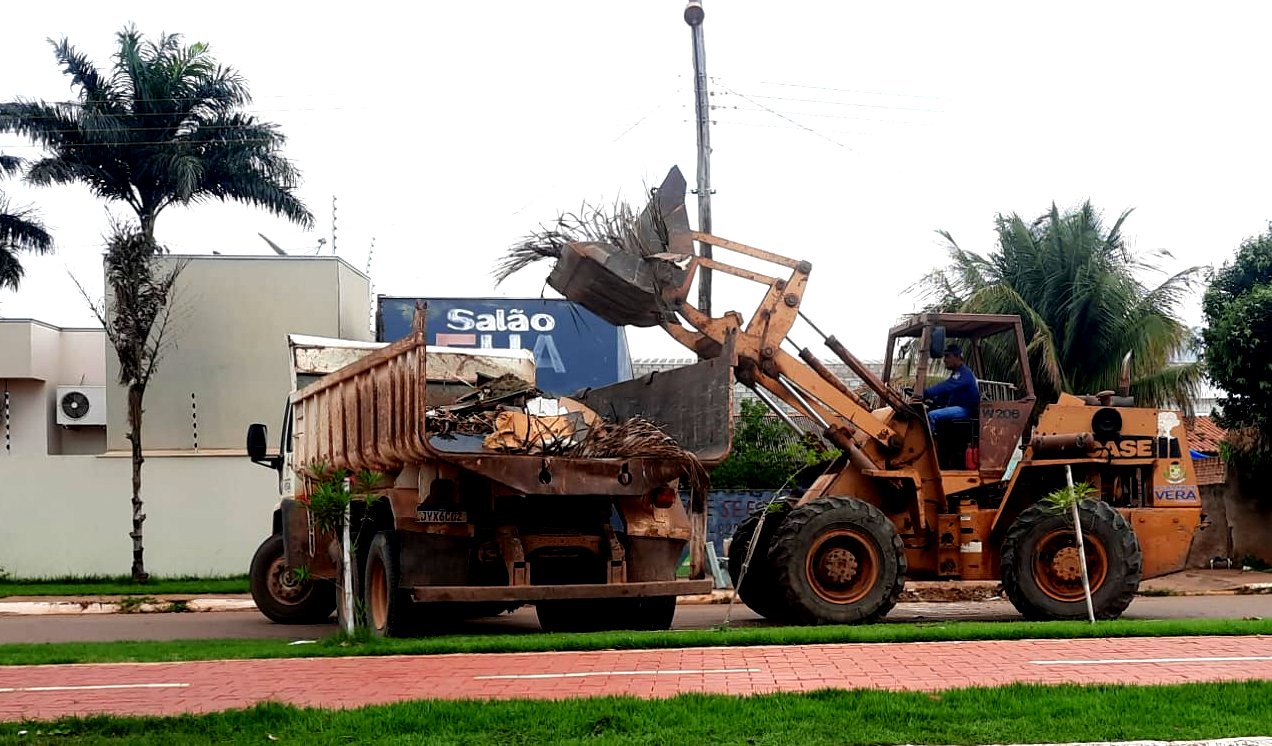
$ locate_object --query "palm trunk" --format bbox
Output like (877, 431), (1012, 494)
(127, 383), (149, 583)
(139, 211), (157, 242)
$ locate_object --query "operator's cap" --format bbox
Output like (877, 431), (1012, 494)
(944, 344), (963, 358)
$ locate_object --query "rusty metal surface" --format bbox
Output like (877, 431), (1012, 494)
(575, 348), (734, 465)
(1121, 508), (1202, 579)
(545, 167), (694, 328)
(410, 579), (712, 603)
(977, 401), (1032, 477)
(1030, 432), (1100, 455)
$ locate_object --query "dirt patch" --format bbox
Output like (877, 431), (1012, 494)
(901, 584), (1003, 603)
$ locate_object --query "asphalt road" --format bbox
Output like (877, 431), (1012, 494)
(1, 595), (1268, 644)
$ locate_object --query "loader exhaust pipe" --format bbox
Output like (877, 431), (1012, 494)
(1030, 432), (1101, 456)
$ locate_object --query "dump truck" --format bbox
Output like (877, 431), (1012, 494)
(537, 166), (1205, 623)
(246, 326), (728, 636)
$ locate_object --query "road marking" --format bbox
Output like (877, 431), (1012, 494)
(0, 683), (189, 693)
(475, 668), (760, 680)
(1032, 655), (1272, 666)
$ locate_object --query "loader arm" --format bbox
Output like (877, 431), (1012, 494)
(658, 231), (910, 467)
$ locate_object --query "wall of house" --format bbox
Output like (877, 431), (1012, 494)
(105, 256), (373, 452)
(0, 321), (107, 456)
(1187, 471), (1272, 567)
(0, 454), (279, 577)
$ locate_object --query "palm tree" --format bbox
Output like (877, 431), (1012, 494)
(2, 27), (312, 582)
(916, 202), (1203, 411)
(0, 26), (312, 239)
(0, 155), (53, 290)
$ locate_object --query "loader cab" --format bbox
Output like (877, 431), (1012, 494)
(883, 313), (1036, 479)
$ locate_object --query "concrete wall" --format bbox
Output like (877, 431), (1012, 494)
(0, 321), (106, 456)
(0, 454), (279, 577)
(1188, 470), (1272, 567)
(105, 256), (372, 452)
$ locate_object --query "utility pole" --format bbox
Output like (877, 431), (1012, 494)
(685, 0), (713, 316)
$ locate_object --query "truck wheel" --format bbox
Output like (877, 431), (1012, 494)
(1001, 499), (1141, 621)
(768, 496), (906, 625)
(364, 531), (412, 637)
(536, 597), (677, 632)
(535, 600), (605, 633)
(623, 596), (677, 631)
(249, 534), (336, 624)
(727, 502), (792, 620)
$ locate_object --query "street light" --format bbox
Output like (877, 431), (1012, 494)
(684, 0), (712, 316)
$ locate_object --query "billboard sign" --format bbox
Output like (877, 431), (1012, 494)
(376, 297), (633, 396)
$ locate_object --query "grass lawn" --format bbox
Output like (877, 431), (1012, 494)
(0, 576), (249, 598)
(3, 681), (1271, 744)
(1, 617), (1270, 667)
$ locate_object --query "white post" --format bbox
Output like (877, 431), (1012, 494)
(1066, 465), (1095, 623)
(340, 480), (355, 635)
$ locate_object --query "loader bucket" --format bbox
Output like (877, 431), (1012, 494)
(546, 166), (695, 327)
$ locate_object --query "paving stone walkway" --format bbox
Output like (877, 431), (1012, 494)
(1, 635), (1270, 721)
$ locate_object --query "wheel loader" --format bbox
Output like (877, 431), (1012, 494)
(543, 166), (1204, 623)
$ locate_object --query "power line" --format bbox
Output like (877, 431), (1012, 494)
(716, 90), (942, 114)
(712, 83), (853, 152)
(707, 104), (936, 127)
(715, 75), (947, 101)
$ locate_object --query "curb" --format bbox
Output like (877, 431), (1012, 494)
(0, 598), (256, 616)
(0, 585), (1266, 617)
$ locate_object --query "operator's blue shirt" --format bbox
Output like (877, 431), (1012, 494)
(924, 365), (980, 412)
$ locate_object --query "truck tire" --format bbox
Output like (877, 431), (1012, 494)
(623, 596), (677, 631)
(768, 496), (906, 625)
(249, 534), (336, 624)
(535, 596), (677, 632)
(727, 502), (792, 621)
(1001, 499), (1141, 621)
(364, 531), (412, 637)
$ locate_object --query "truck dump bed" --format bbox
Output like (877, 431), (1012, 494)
(289, 312), (733, 497)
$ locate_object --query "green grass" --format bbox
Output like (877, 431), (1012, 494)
(2, 617), (1271, 667)
(0, 575), (249, 598)
(4, 682), (1272, 744)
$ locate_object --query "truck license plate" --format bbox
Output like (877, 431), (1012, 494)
(417, 510), (468, 523)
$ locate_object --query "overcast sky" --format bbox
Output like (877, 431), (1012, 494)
(1, 1), (1268, 359)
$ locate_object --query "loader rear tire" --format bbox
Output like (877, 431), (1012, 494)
(727, 502), (792, 621)
(249, 534), (336, 624)
(768, 496), (906, 625)
(364, 531), (412, 638)
(1001, 499), (1141, 621)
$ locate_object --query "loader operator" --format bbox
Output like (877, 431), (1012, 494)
(923, 344), (980, 432)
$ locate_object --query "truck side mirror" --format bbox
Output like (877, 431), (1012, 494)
(929, 326), (946, 358)
(247, 423), (278, 469)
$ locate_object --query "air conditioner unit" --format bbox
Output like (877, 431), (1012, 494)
(56, 386), (107, 426)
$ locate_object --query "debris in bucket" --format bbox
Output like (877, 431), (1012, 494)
(424, 378), (706, 489)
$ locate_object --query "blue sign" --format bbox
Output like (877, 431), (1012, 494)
(376, 297), (633, 396)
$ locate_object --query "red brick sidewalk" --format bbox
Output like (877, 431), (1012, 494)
(2, 635), (1271, 721)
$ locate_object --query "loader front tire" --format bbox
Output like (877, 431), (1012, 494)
(727, 501), (792, 621)
(364, 531), (412, 637)
(1001, 499), (1141, 621)
(249, 534), (336, 624)
(768, 496), (906, 625)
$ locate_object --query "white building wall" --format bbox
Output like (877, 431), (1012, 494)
(0, 454), (276, 577)
(0, 255), (372, 577)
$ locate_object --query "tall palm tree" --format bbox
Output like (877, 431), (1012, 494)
(0, 26), (312, 239)
(916, 202), (1203, 411)
(0, 155), (53, 291)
